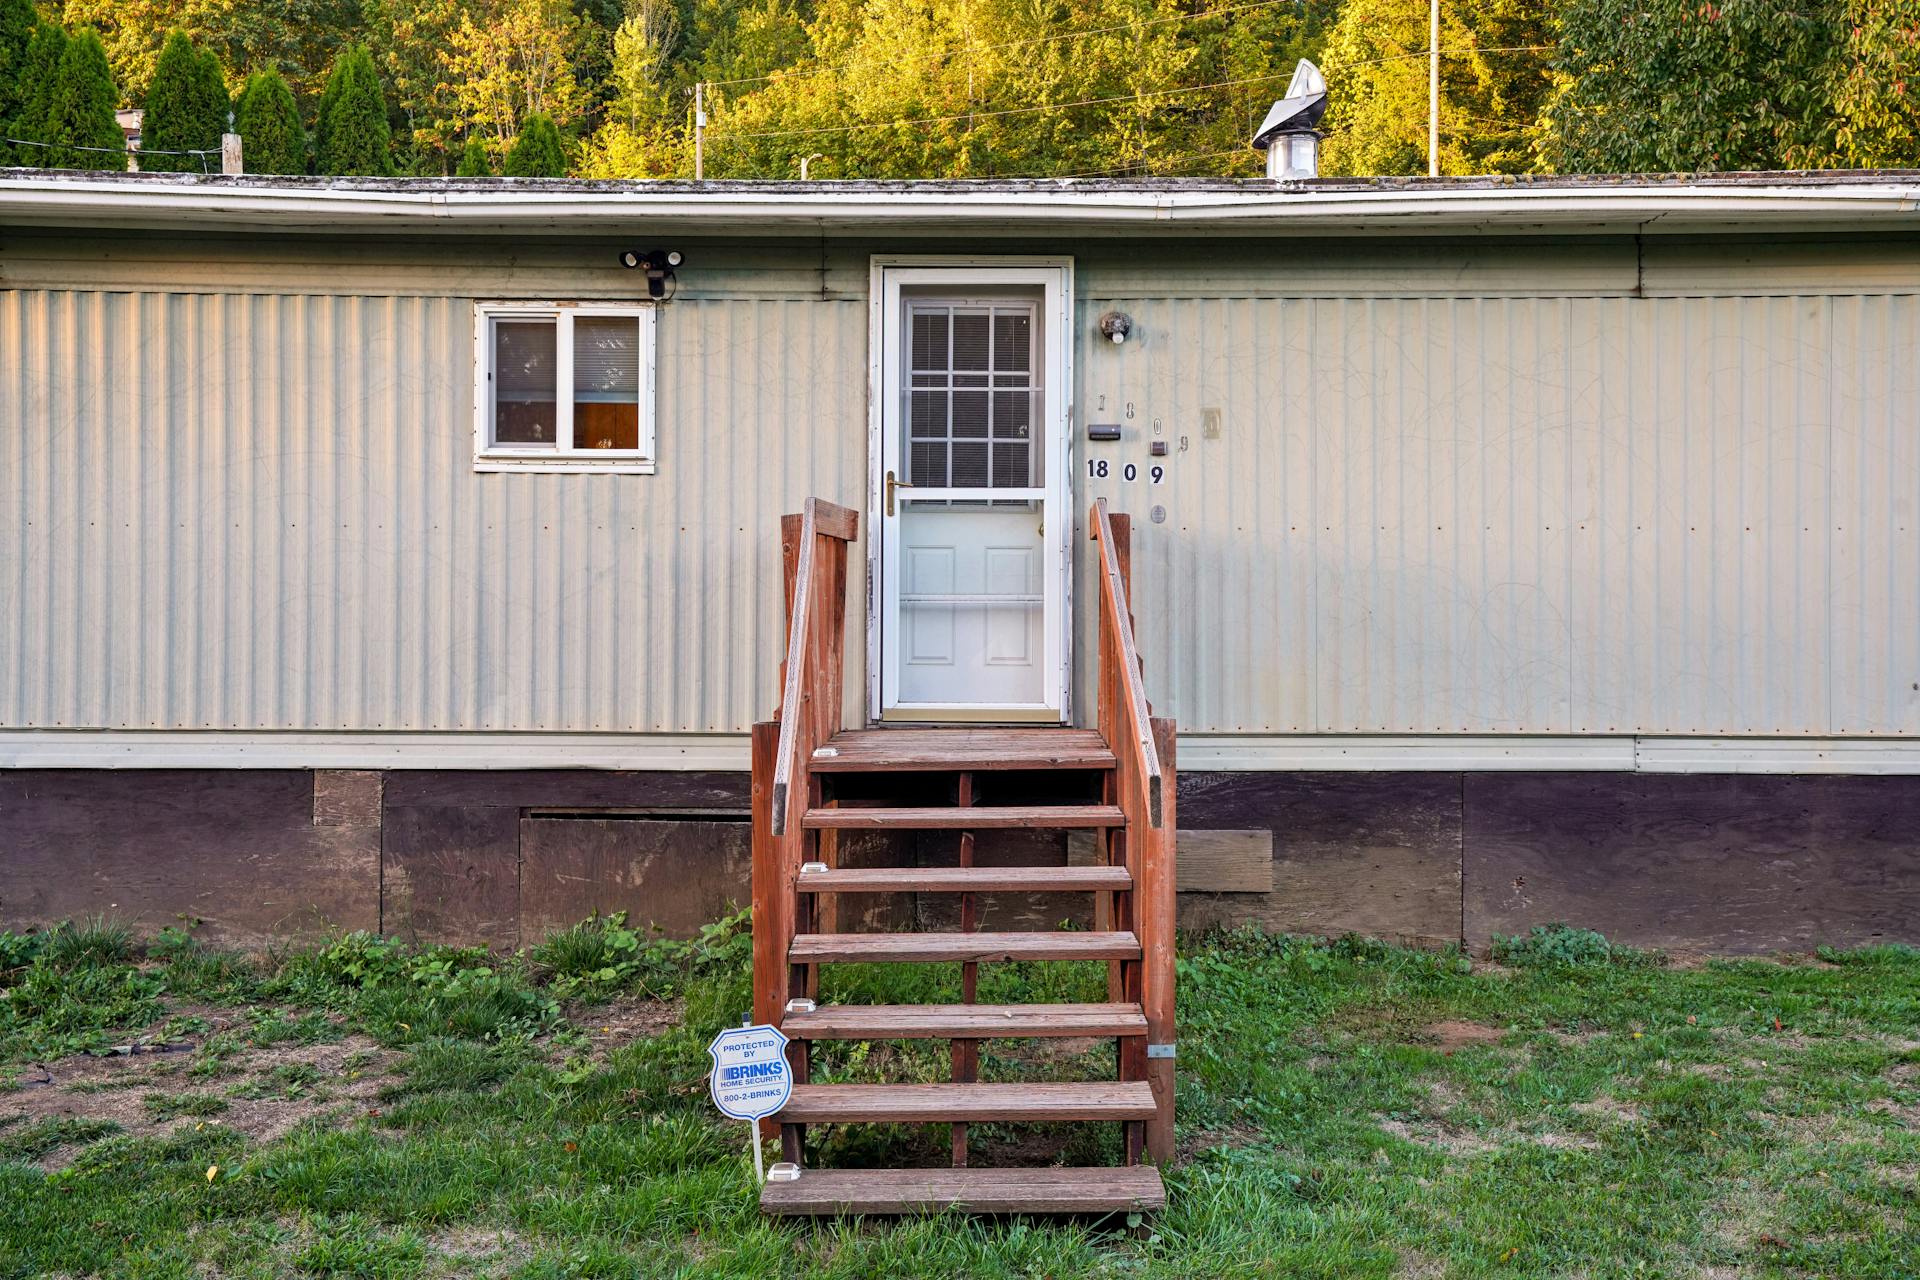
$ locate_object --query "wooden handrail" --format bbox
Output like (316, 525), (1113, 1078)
(771, 497), (859, 836)
(1090, 499), (1165, 828)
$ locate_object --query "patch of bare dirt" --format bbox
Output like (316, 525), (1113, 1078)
(3, 1034), (398, 1170)
(1178, 1121), (1266, 1163)
(1417, 1021), (1508, 1054)
(1572, 1096), (1645, 1125)
(1523, 1130), (1601, 1151)
(1376, 1114), (1498, 1157)
(568, 994), (682, 1061)
(424, 1226), (532, 1277)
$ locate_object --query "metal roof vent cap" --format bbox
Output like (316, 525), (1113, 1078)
(1252, 59), (1327, 181)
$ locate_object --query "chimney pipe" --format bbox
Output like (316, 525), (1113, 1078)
(1252, 59), (1327, 181)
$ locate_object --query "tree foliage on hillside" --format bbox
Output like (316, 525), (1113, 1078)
(1543, 0), (1839, 171)
(13, 0), (1920, 178)
(1320, 0), (1553, 176)
(503, 110), (567, 174)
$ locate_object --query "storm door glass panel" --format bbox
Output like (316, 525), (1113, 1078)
(905, 301), (1040, 491)
(573, 315), (641, 450)
(896, 297), (1045, 706)
(493, 318), (558, 446)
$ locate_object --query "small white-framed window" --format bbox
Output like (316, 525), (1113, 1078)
(473, 302), (656, 473)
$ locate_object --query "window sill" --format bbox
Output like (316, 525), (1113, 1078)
(474, 455), (657, 476)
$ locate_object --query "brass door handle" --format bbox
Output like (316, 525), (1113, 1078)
(885, 469), (915, 516)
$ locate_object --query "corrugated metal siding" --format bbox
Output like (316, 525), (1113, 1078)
(0, 289), (866, 733)
(1077, 293), (1920, 736)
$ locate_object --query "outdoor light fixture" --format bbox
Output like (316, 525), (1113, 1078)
(1099, 311), (1134, 344)
(619, 248), (684, 300)
(1252, 59), (1327, 181)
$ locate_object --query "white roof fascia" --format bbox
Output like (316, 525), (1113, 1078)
(3, 174), (1920, 236)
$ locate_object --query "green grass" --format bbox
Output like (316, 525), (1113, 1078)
(1, 918), (1916, 1278)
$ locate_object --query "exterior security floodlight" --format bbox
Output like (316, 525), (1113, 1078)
(619, 249), (683, 299)
(1252, 59), (1328, 181)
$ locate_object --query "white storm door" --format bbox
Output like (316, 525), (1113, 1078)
(875, 265), (1071, 722)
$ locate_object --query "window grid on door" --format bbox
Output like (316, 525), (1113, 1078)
(905, 302), (1040, 490)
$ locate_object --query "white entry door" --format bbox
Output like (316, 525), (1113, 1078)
(873, 262), (1072, 722)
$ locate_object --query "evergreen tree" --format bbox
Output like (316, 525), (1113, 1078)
(315, 44), (394, 175)
(234, 67), (304, 174)
(502, 111), (566, 176)
(143, 31), (230, 173)
(455, 135), (493, 175)
(0, 0), (37, 165)
(9, 22), (68, 166)
(44, 29), (123, 170)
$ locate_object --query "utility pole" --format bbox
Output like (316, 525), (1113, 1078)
(1428, 0), (1439, 177)
(695, 81), (707, 180)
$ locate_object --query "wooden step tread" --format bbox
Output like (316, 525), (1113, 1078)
(761, 1165), (1166, 1216)
(798, 865), (1129, 893)
(784, 1002), (1147, 1040)
(774, 1081), (1157, 1123)
(812, 728), (1117, 773)
(791, 930), (1140, 964)
(802, 805), (1124, 830)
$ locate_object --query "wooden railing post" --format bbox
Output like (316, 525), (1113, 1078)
(1090, 499), (1175, 1166)
(754, 498), (860, 1144)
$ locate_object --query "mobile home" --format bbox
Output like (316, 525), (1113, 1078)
(4, 169), (1918, 955)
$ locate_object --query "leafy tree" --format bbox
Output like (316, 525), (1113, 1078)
(234, 67), (305, 173)
(442, 0), (593, 155)
(315, 43), (395, 175)
(142, 31), (229, 173)
(1829, 0), (1920, 166)
(1320, 0), (1554, 176)
(502, 110), (566, 175)
(364, 0), (469, 173)
(44, 29), (124, 170)
(1542, 0), (1841, 172)
(0, 0), (37, 164)
(455, 135), (493, 174)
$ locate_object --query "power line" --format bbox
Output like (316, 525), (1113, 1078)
(702, 0), (1298, 92)
(717, 70), (1295, 142)
(5, 136), (218, 173)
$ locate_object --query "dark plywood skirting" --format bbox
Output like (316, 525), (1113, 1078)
(1176, 772), (1465, 948)
(0, 770), (378, 948)
(3, 766), (1918, 954)
(1463, 773), (1920, 953)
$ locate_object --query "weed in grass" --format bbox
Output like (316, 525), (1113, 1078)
(0, 1114), (122, 1161)
(291, 1216), (427, 1279)
(143, 1090), (230, 1121)
(39, 917), (135, 970)
(1492, 922), (1653, 968)
(390, 1037), (530, 1096)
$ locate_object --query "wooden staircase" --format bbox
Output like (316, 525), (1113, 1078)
(751, 498), (1175, 1218)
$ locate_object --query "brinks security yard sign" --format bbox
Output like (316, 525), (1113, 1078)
(708, 1022), (792, 1183)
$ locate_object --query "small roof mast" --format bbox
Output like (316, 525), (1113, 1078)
(1252, 59), (1327, 181)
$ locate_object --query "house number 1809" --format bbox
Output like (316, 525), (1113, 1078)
(1088, 460), (1165, 484)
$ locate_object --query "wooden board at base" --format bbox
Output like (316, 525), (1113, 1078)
(761, 1165), (1166, 1216)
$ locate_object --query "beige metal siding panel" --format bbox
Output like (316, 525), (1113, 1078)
(1078, 288), (1917, 737)
(1, 287), (865, 735)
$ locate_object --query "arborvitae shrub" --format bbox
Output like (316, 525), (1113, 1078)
(314, 45), (392, 176)
(44, 29), (121, 171)
(234, 68), (303, 174)
(502, 112), (566, 178)
(142, 31), (229, 173)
